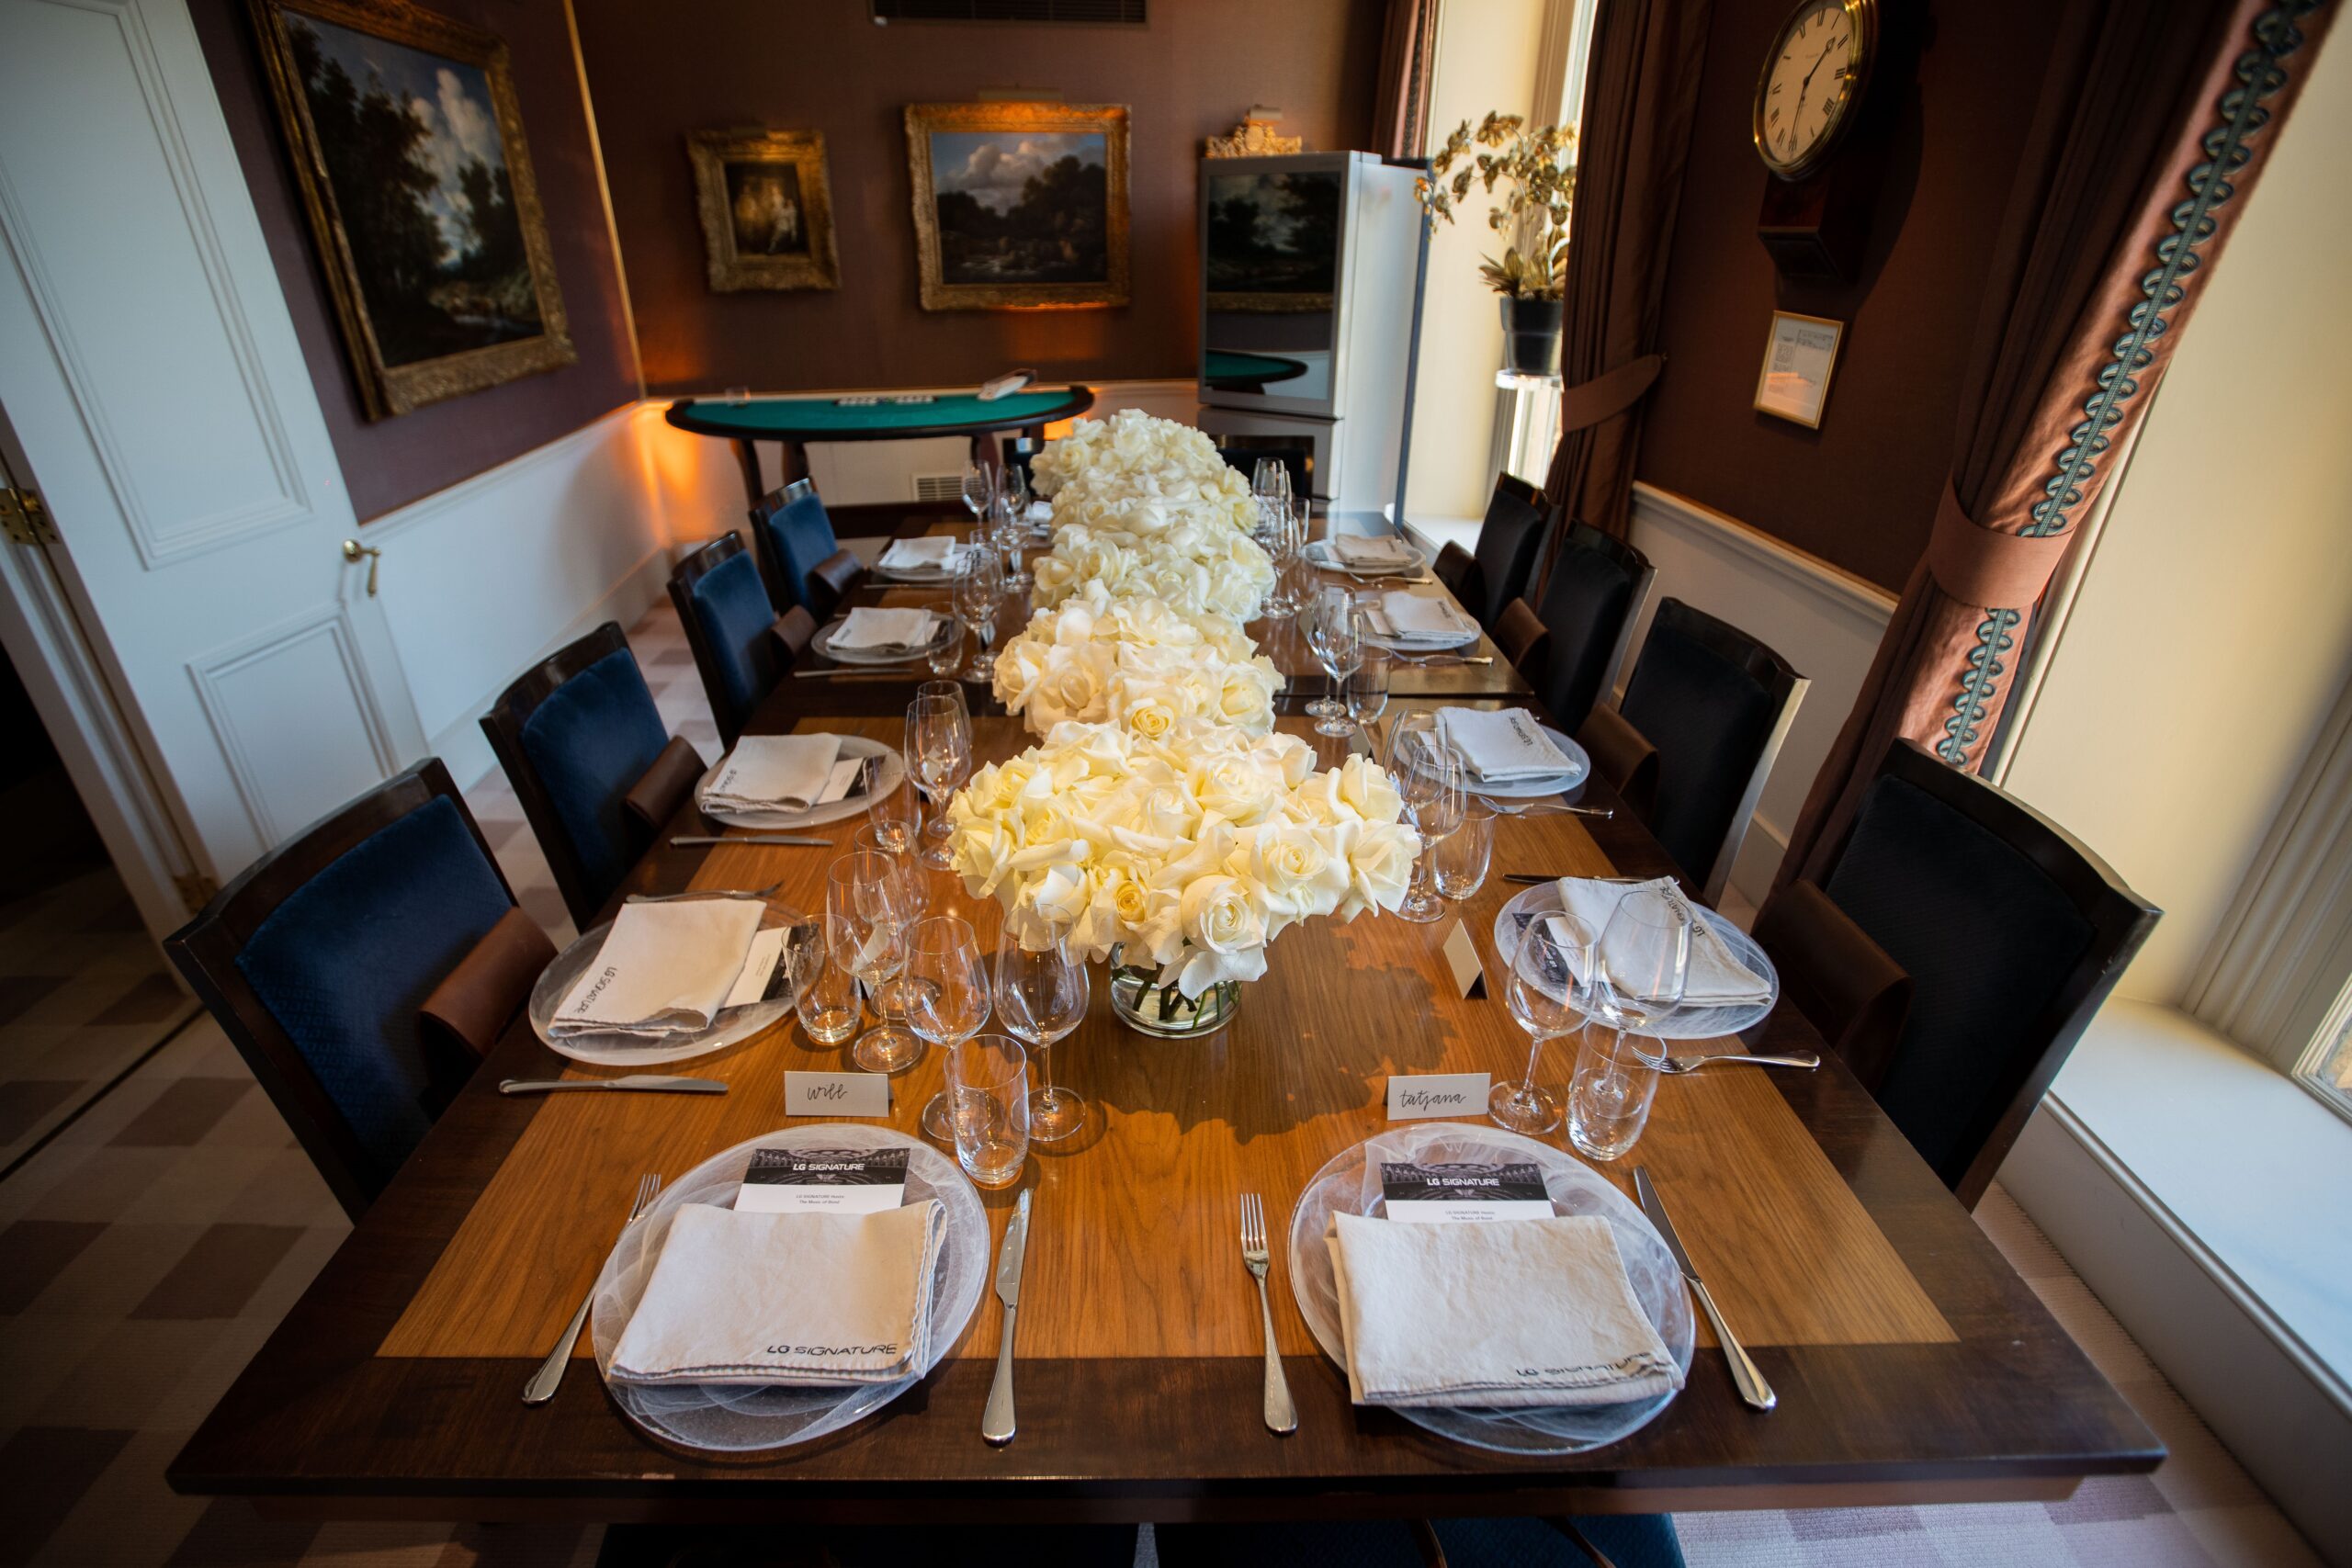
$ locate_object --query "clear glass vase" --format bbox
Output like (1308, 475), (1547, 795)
(1106, 946), (1242, 1039)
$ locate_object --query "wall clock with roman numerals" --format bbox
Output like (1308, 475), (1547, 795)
(1753, 0), (1880, 182)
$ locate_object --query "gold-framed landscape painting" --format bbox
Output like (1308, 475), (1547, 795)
(688, 129), (841, 292)
(903, 102), (1130, 311)
(248, 0), (574, 419)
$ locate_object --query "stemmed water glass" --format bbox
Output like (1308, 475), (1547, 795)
(1305, 586), (1361, 737)
(1388, 723), (1465, 923)
(1489, 914), (1584, 1134)
(953, 547), (1003, 682)
(988, 491), (1024, 587)
(827, 851), (917, 1074)
(959, 457), (995, 532)
(1566, 888), (1692, 1160)
(1344, 643), (1391, 747)
(993, 932), (1089, 1143)
(907, 694), (971, 871)
(903, 915), (990, 1143)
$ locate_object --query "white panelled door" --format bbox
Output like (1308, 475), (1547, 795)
(0, 0), (425, 897)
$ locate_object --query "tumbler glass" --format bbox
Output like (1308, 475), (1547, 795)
(945, 1035), (1031, 1189)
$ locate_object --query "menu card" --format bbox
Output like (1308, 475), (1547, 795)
(735, 1147), (910, 1214)
(1379, 1161), (1553, 1224)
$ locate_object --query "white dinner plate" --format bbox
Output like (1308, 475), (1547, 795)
(1458, 722), (1592, 798)
(527, 899), (816, 1066)
(1286, 1122), (1694, 1455)
(591, 1124), (988, 1453)
(813, 614), (955, 666)
(1489, 879), (1781, 1042)
(871, 544), (971, 584)
(1306, 538), (1431, 579)
(694, 734), (903, 830)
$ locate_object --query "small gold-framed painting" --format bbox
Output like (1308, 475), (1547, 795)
(903, 102), (1130, 311)
(688, 130), (841, 292)
(248, 0), (574, 419)
(1753, 310), (1845, 429)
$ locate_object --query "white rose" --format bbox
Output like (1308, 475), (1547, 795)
(1249, 823), (1352, 919)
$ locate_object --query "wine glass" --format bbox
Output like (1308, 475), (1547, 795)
(903, 915), (990, 1143)
(1566, 888), (1691, 1160)
(1305, 586), (1360, 736)
(908, 694), (972, 871)
(826, 851), (917, 1074)
(1489, 913), (1584, 1134)
(959, 457), (995, 531)
(1389, 725), (1465, 923)
(1344, 642), (1391, 746)
(993, 931), (1089, 1143)
(953, 547), (1002, 682)
(988, 491), (1024, 587)
(913, 682), (969, 858)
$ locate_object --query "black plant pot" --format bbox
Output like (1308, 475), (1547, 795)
(1499, 296), (1564, 377)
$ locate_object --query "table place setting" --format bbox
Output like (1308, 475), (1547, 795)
(696, 733), (903, 829)
(586, 1123), (989, 1452)
(1360, 590), (1478, 652)
(527, 892), (819, 1066)
(814, 606), (953, 665)
(1307, 533), (1430, 581)
(1436, 705), (1593, 796)
(873, 535), (970, 582)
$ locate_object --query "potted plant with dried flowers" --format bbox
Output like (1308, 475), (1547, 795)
(1415, 113), (1577, 376)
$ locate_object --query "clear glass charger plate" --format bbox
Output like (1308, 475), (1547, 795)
(1460, 722), (1592, 797)
(1286, 1122), (1694, 1454)
(1305, 538), (1431, 578)
(590, 1123), (989, 1454)
(694, 734), (905, 829)
(813, 615), (956, 666)
(1490, 881), (1781, 1041)
(527, 897), (816, 1066)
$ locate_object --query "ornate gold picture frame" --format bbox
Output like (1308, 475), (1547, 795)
(248, 0), (574, 419)
(904, 102), (1130, 311)
(688, 130), (841, 293)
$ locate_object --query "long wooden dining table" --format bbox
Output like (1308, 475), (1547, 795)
(167, 545), (2159, 1526)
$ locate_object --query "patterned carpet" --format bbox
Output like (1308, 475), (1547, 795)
(0, 600), (2320, 1566)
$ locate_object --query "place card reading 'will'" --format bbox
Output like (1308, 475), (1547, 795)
(785, 1070), (890, 1119)
(1385, 1072), (1492, 1121)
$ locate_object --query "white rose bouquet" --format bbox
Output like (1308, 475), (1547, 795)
(945, 722), (1420, 998)
(994, 590), (1283, 739)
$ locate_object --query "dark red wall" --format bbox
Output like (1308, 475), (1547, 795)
(571, 0), (1383, 397)
(188, 0), (639, 522)
(1635, 0), (2062, 590)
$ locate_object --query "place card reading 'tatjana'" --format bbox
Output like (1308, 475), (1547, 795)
(1385, 1072), (1492, 1121)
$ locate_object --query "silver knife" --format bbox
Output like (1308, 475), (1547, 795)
(497, 1075), (727, 1096)
(668, 835), (831, 847)
(1634, 1168), (1775, 1411)
(981, 1189), (1030, 1445)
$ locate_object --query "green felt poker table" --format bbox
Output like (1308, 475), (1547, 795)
(665, 387), (1094, 503)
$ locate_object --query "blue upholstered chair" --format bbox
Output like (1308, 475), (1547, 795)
(481, 622), (700, 928)
(1613, 599), (1808, 904)
(164, 761), (519, 1219)
(670, 533), (784, 750)
(1755, 739), (2159, 1206)
(749, 478), (853, 615)
(1531, 522), (1655, 735)
(1156, 1514), (1684, 1568)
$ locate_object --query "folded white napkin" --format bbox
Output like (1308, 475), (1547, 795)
(1332, 534), (1419, 570)
(1438, 707), (1575, 783)
(1326, 1211), (1682, 1408)
(879, 536), (962, 571)
(1373, 592), (1474, 643)
(705, 735), (847, 812)
(607, 1200), (946, 1388)
(552, 898), (764, 1039)
(1551, 876), (1772, 1006)
(833, 607), (939, 651)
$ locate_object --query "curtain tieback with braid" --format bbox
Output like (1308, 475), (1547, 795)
(1558, 354), (1665, 432)
(1924, 479), (2074, 609)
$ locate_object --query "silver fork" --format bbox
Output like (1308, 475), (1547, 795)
(523, 1172), (660, 1405)
(1238, 1193), (1297, 1435)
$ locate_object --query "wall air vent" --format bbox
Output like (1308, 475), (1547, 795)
(912, 472), (967, 502)
(870, 0), (1146, 24)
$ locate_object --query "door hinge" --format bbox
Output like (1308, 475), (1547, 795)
(175, 871), (220, 913)
(1, 485), (57, 547)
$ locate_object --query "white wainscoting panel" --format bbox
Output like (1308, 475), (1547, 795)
(1625, 483), (1895, 902)
(366, 404), (670, 785)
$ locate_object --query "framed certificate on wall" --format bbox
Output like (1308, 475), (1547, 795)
(1754, 310), (1845, 429)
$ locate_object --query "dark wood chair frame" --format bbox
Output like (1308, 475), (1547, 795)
(164, 759), (514, 1223)
(668, 532), (771, 751)
(1809, 738), (2160, 1208)
(481, 620), (658, 930)
(1624, 597), (1809, 905)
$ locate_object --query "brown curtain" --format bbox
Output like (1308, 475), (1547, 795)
(1780, 0), (2337, 886)
(1370, 0), (1441, 161)
(1539, 0), (1713, 544)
